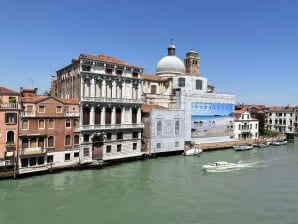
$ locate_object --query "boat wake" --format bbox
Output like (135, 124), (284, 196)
(205, 160), (268, 173)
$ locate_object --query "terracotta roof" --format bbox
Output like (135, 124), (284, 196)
(0, 87), (19, 95)
(21, 96), (48, 103)
(59, 98), (79, 104)
(141, 104), (166, 113)
(268, 106), (293, 112)
(22, 96), (79, 105)
(80, 54), (141, 68)
(141, 74), (169, 81)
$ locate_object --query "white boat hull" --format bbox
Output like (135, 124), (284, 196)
(183, 148), (202, 156)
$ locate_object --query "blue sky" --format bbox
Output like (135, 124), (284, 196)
(0, 0), (297, 106)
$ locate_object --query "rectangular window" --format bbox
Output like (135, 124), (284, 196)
(65, 153), (71, 161)
(117, 132), (123, 140)
(106, 145), (111, 153)
(83, 148), (90, 157)
(56, 106), (62, 113)
(74, 135), (80, 145)
(196, 80), (202, 90)
(116, 70), (123, 76)
(38, 105), (45, 113)
(132, 72), (138, 78)
(47, 155), (53, 163)
(132, 132), (138, 139)
(175, 141), (179, 147)
(117, 144), (122, 152)
(133, 143), (137, 150)
(106, 68), (113, 74)
(22, 120), (29, 129)
(37, 157), (44, 165)
(106, 133), (112, 140)
(83, 134), (89, 143)
(156, 143), (161, 148)
(5, 113), (17, 124)
(74, 152), (79, 158)
(48, 119), (54, 129)
(65, 119), (71, 128)
(151, 85), (157, 94)
(82, 65), (91, 71)
(39, 120), (45, 129)
(178, 78), (185, 87)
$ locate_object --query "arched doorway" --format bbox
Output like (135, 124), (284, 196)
(91, 134), (104, 160)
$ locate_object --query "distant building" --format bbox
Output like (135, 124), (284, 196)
(52, 54), (144, 163)
(234, 110), (259, 140)
(0, 87), (20, 176)
(142, 43), (235, 154)
(267, 106), (294, 136)
(294, 106), (298, 135)
(18, 88), (80, 174)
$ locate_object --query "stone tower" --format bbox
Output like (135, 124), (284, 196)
(184, 50), (200, 76)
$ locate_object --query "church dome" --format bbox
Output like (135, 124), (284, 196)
(156, 44), (186, 76)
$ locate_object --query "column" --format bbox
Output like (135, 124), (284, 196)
(80, 77), (85, 100)
(137, 107), (141, 123)
(80, 106), (83, 126)
(137, 82), (142, 101)
(90, 106), (95, 126)
(102, 79), (106, 98)
(111, 106), (115, 125)
(121, 106), (125, 124)
(122, 80), (126, 99)
(112, 80), (116, 99)
(90, 77), (95, 97)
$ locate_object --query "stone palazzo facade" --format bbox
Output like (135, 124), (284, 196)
(52, 54), (144, 163)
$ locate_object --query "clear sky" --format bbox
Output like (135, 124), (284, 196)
(0, 0), (297, 106)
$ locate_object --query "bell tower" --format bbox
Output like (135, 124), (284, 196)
(184, 50), (200, 76)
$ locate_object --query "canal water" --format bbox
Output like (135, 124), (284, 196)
(1, 141), (298, 224)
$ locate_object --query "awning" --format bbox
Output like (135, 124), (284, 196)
(6, 151), (14, 157)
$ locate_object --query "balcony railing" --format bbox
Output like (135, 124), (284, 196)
(64, 112), (80, 117)
(0, 160), (12, 166)
(0, 103), (20, 110)
(80, 123), (144, 131)
(20, 147), (46, 156)
(20, 111), (36, 117)
(81, 97), (142, 104)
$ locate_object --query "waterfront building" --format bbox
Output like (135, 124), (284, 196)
(234, 109), (259, 140)
(0, 87), (20, 176)
(18, 88), (80, 174)
(142, 43), (235, 154)
(266, 106), (294, 137)
(294, 106), (298, 136)
(51, 54), (144, 163)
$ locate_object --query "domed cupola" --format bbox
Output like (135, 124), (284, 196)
(156, 43), (186, 77)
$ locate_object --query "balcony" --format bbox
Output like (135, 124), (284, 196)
(80, 123), (144, 131)
(81, 97), (142, 105)
(65, 112), (80, 117)
(0, 103), (20, 110)
(20, 147), (46, 156)
(0, 160), (12, 167)
(6, 143), (16, 151)
(20, 111), (36, 117)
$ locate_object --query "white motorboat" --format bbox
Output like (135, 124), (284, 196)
(183, 148), (202, 156)
(202, 161), (237, 171)
(233, 145), (253, 151)
(272, 140), (287, 146)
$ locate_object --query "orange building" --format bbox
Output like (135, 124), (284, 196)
(0, 87), (20, 176)
(18, 88), (79, 174)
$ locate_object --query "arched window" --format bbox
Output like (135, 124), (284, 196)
(157, 121), (162, 136)
(175, 121), (180, 134)
(6, 131), (14, 144)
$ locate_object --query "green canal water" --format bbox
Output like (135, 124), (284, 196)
(1, 142), (298, 224)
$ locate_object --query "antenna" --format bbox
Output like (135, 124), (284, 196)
(29, 78), (35, 88)
(170, 38), (174, 45)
